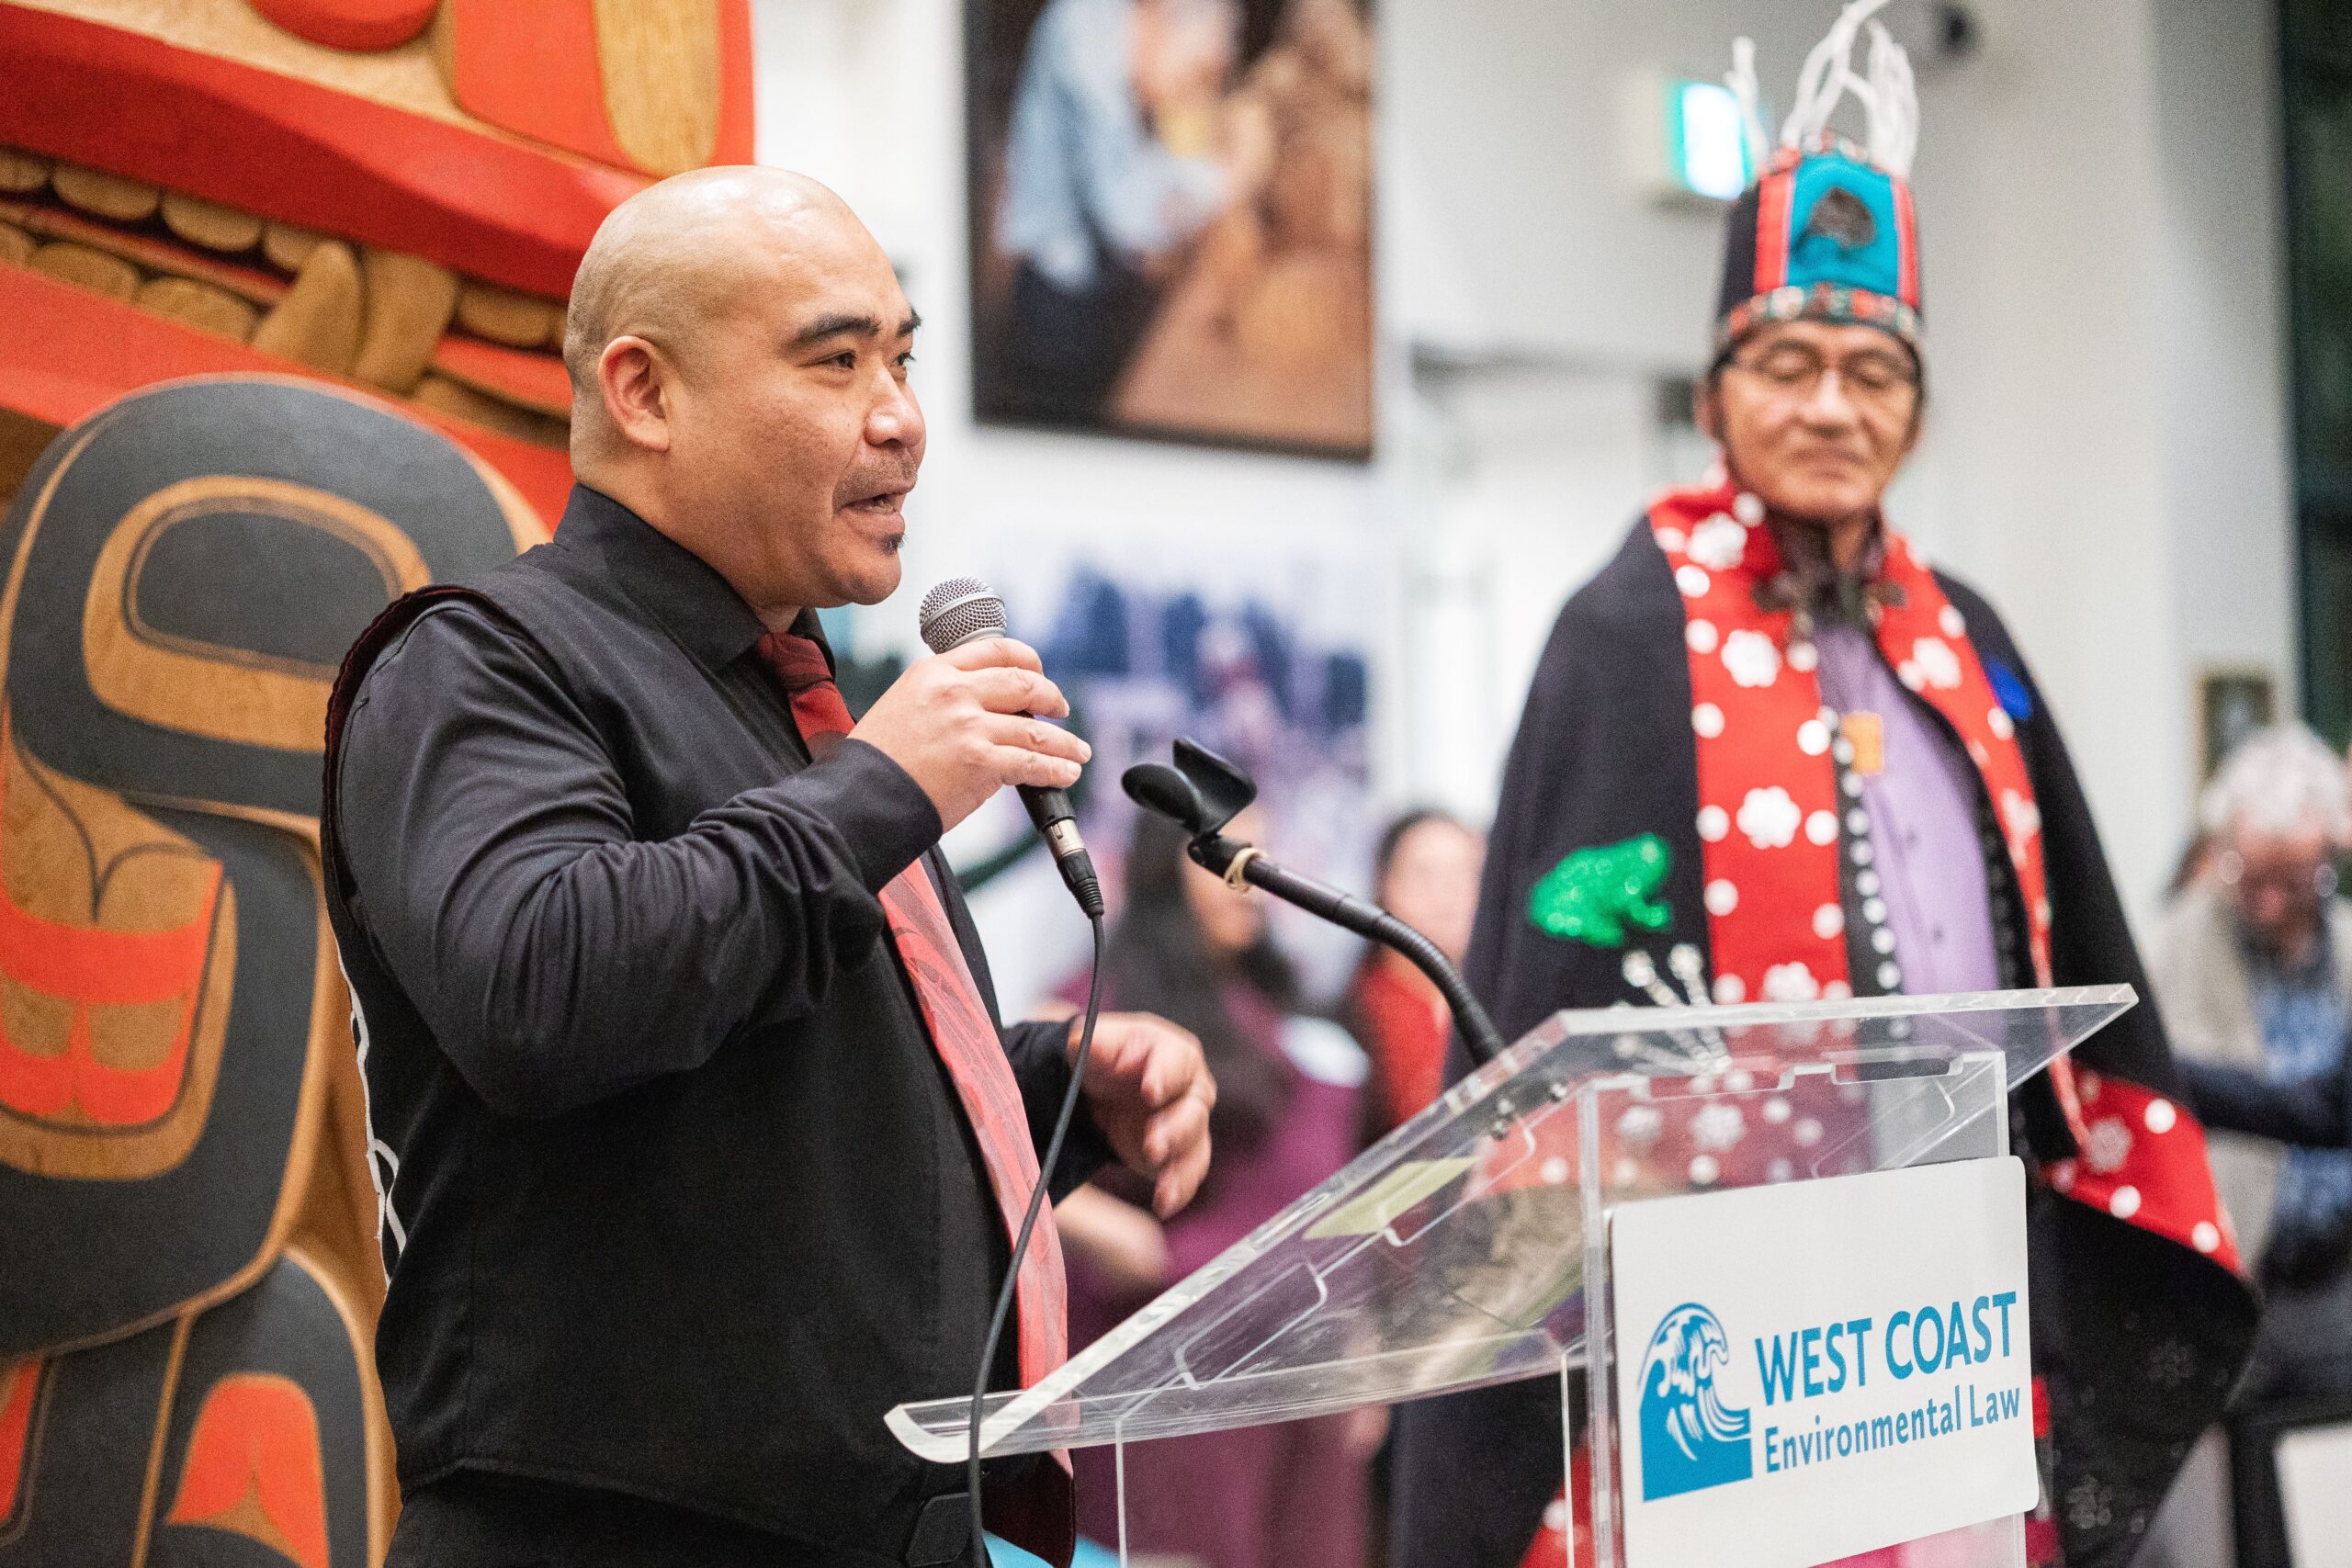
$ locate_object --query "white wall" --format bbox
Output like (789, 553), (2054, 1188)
(747, 0), (2298, 958)
(2154, 0), (2299, 763)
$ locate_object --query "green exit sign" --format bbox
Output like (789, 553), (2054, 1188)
(1666, 77), (1752, 202)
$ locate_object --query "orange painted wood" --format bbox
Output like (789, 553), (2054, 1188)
(429, 333), (572, 416)
(0, 842), (220, 1126)
(166, 1374), (330, 1568)
(0, 266), (574, 524)
(713, 0), (755, 164)
(0, 6), (644, 297)
(446, 0), (638, 173)
(250, 0), (437, 52)
(0, 1359), (36, 1523)
(0, 197), (290, 305)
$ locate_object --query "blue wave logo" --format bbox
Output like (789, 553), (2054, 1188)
(1637, 1303), (1753, 1499)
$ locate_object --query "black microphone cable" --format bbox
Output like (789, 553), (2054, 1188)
(969, 910), (1107, 1567)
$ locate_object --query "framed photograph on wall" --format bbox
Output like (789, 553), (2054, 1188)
(2198, 667), (2277, 781)
(965, 0), (1375, 457)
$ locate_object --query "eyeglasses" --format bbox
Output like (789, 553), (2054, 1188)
(2217, 849), (2339, 901)
(1727, 343), (1920, 408)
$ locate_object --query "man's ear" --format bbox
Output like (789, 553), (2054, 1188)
(1901, 400), (1927, 459)
(599, 335), (673, 454)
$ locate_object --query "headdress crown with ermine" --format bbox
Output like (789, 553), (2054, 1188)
(1713, 0), (1924, 360)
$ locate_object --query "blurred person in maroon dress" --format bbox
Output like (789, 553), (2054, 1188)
(1343, 810), (1486, 1135)
(1057, 808), (1375, 1568)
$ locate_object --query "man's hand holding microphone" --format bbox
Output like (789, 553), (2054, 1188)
(842, 588), (1215, 1219)
(849, 636), (1087, 831)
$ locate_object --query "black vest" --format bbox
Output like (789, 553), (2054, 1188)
(319, 504), (1035, 1565)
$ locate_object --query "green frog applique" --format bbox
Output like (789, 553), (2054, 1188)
(1527, 834), (1672, 948)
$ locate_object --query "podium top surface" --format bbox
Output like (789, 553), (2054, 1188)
(888, 985), (2133, 1461)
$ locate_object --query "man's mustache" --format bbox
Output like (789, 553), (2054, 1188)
(839, 465), (921, 504)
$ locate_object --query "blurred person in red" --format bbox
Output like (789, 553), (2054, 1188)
(1056, 807), (1376, 1568)
(1344, 808), (1486, 1134)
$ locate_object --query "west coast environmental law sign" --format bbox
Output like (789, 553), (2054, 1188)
(1611, 1157), (2038, 1567)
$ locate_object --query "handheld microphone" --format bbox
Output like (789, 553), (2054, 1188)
(918, 578), (1105, 919)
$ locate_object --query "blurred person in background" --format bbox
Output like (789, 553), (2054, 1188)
(1344, 808), (1487, 1135)
(2161, 724), (2352, 1396)
(1056, 807), (1375, 1568)
(1390, 13), (2253, 1566)
(992, 0), (1274, 425)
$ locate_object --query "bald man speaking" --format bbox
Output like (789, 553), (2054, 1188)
(321, 169), (1213, 1568)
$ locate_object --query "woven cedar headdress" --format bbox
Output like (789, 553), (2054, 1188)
(1715, 0), (1924, 358)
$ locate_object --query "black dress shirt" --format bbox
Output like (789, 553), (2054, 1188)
(322, 484), (1104, 1565)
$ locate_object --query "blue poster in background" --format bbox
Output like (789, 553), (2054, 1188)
(955, 554), (1374, 1015)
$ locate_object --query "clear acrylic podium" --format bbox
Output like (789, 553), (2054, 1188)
(890, 987), (2135, 1567)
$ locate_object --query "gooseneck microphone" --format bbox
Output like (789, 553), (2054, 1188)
(917, 577), (1104, 919)
(1125, 738), (1508, 1066)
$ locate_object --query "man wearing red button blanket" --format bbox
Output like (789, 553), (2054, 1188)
(1390, 6), (2257, 1567)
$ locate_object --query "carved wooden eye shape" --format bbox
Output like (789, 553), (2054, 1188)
(441, 0), (744, 179)
(249, 0), (439, 52)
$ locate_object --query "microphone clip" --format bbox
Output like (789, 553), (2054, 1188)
(1119, 737), (1259, 840)
(1122, 740), (1509, 1066)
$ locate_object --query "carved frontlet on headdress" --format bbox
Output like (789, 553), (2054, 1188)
(1713, 0), (1926, 357)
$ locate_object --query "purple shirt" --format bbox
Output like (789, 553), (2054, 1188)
(1812, 623), (2003, 995)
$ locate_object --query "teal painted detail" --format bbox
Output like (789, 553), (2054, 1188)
(1528, 834), (1674, 948)
(1786, 151), (1904, 299)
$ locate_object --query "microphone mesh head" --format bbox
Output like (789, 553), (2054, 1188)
(918, 577), (1008, 653)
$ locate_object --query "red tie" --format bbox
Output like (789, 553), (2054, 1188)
(756, 632), (1075, 1559)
